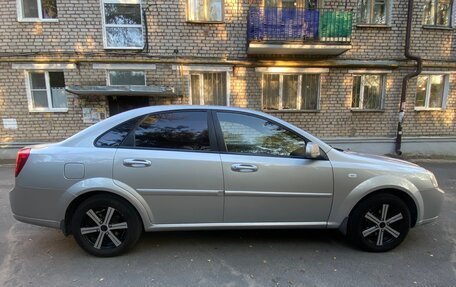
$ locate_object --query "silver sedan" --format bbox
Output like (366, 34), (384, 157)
(10, 106), (444, 256)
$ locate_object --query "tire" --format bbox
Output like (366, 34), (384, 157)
(347, 193), (411, 252)
(71, 194), (142, 257)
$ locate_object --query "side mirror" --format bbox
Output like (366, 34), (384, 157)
(305, 142), (321, 159)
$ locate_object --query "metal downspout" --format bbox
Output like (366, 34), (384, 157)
(395, 0), (423, 155)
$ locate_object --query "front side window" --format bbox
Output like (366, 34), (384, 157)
(188, 0), (223, 22)
(358, 0), (388, 24)
(423, 0), (453, 26)
(27, 71), (67, 111)
(103, 0), (144, 49)
(134, 111), (211, 151)
(18, 0), (58, 21)
(108, 70), (146, 86)
(352, 74), (385, 110)
(415, 74), (448, 109)
(262, 74), (320, 111)
(190, 72), (227, 106)
(217, 112), (306, 157)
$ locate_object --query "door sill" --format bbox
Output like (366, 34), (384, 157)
(145, 222), (328, 231)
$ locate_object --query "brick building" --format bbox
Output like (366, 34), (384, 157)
(0, 0), (455, 158)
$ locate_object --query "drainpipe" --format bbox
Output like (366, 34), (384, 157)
(395, 0), (423, 155)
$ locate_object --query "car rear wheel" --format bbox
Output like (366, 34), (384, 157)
(71, 194), (142, 257)
(347, 193), (411, 252)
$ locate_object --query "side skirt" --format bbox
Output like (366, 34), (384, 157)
(145, 222), (333, 232)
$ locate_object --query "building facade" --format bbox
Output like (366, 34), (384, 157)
(0, 0), (455, 158)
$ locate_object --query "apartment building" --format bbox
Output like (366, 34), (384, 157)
(0, 0), (455, 158)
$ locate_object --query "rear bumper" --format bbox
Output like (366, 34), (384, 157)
(12, 213), (61, 229)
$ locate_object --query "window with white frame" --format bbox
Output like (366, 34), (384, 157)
(102, 0), (144, 49)
(352, 74), (385, 110)
(190, 72), (227, 105)
(357, 0), (389, 25)
(17, 0), (58, 21)
(262, 74), (320, 110)
(26, 71), (67, 111)
(415, 74), (449, 109)
(108, 70), (146, 86)
(423, 0), (453, 26)
(188, 0), (223, 22)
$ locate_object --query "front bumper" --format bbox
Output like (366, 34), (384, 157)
(416, 187), (444, 226)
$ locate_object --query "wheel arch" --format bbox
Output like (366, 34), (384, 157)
(60, 178), (154, 235)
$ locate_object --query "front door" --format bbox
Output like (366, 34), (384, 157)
(108, 96), (150, 116)
(214, 111), (333, 223)
(112, 110), (224, 224)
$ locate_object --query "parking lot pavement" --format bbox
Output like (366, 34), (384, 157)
(0, 162), (454, 287)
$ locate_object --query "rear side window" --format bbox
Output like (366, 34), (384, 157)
(134, 111), (210, 151)
(95, 118), (139, 147)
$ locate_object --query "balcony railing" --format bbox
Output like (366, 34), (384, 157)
(248, 7), (353, 43)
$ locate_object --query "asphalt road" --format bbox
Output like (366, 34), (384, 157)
(0, 162), (454, 287)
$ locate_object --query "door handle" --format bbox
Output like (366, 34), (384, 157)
(231, 164), (258, 173)
(123, 159), (152, 168)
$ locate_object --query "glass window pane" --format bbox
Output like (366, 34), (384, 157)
(263, 74), (280, 110)
(436, 0), (451, 26)
(106, 27), (143, 48)
(30, 72), (46, 89)
(109, 71), (145, 86)
(49, 72), (65, 87)
(265, 0), (278, 7)
(189, 0), (222, 21)
(363, 75), (382, 109)
(104, 4), (141, 25)
(202, 73), (226, 106)
(22, 0), (39, 18)
(282, 75), (298, 110)
(41, 0), (57, 19)
(373, 1), (386, 24)
(135, 112), (210, 151)
(208, 0), (222, 21)
(358, 0), (370, 23)
(217, 112), (306, 157)
(415, 76), (428, 107)
(301, 74), (319, 110)
(191, 74), (201, 105)
(32, 90), (49, 108)
(50, 88), (67, 108)
(352, 76), (361, 108)
(429, 75), (445, 108)
(423, 0), (435, 24)
(96, 118), (139, 147)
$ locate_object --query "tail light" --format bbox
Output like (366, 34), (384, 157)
(15, 148), (31, 177)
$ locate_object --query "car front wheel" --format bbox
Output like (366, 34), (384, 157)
(348, 193), (411, 252)
(71, 194), (142, 257)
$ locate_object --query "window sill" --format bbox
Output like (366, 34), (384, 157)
(103, 47), (144, 50)
(262, 109), (320, 113)
(29, 108), (68, 113)
(18, 18), (58, 23)
(414, 107), (445, 111)
(422, 25), (454, 30)
(186, 20), (225, 24)
(350, 109), (385, 112)
(356, 24), (392, 29)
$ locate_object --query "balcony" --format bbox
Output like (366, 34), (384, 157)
(247, 7), (353, 56)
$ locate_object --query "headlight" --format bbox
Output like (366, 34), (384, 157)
(427, 171), (439, 188)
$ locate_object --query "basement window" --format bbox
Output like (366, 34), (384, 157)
(415, 74), (449, 110)
(188, 0), (223, 22)
(26, 71), (67, 112)
(102, 0), (144, 49)
(17, 0), (58, 22)
(351, 74), (385, 110)
(423, 0), (453, 27)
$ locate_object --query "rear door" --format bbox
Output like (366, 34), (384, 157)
(112, 110), (224, 224)
(214, 111), (333, 223)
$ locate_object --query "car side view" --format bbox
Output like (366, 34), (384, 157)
(10, 106), (444, 257)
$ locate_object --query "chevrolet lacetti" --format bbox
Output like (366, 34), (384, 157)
(10, 106), (444, 256)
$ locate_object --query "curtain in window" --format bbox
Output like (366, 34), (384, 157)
(301, 74), (319, 110)
(263, 74), (280, 110)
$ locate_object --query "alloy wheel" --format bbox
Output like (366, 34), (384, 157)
(361, 203), (404, 246)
